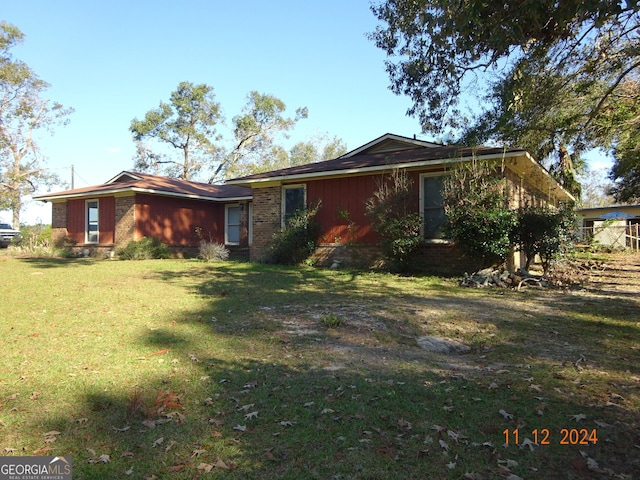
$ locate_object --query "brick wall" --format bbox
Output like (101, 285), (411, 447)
(250, 186), (281, 261)
(115, 195), (135, 248)
(51, 201), (67, 247)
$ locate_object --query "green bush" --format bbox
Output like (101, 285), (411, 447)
(511, 204), (576, 272)
(263, 203), (321, 265)
(442, 161), (517, 264)
(365, 169), (424, 271)
(116, 237), (170, 260)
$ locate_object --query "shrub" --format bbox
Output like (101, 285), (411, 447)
(198, 240), (230, 262)
(263, 202), (321, 265)
(365, 169), (424, 271)
(117, 237), (170, 260)
(511, 204), (576, 272)
(442, 160), (517, 264)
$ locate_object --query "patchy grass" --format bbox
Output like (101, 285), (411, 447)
(0, 255), (638, 479)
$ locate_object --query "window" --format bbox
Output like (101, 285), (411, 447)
(420, 174), (446, 239)
(282, 185), (306, 225)
(86, 200), (99, 244)
(226, 205), (241, 245)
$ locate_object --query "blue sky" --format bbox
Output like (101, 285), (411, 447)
(4, 0), (426, 223)
(3, 1), (612, 224)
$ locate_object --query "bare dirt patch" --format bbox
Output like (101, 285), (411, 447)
(266, 254), (640, 376)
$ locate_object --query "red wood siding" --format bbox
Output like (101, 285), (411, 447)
(66, 197), (115, 245)
(67, 199), (84, 244)
(305, 175), (380, 243)
(135, 194), (225, 245)
(99, 197), (116, 244)
(302, 170), (429, 245)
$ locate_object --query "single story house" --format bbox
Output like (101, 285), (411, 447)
(35, 134), (574, 271)
(576, 205), (640, 250)
(225, 133), (574, 272)
(34, 171), (252, 257)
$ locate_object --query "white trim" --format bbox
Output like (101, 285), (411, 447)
(227, 150), (574, 203)
(34, 186), (252, 203)
(85, 199), (99, 244)
(225, 204), (241, 245)
(281, 184), (306, 227)
(248, 202), (253, 246)
(340, 133), (441, 158)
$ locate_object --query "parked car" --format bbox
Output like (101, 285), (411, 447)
(0, 223), (22, 248)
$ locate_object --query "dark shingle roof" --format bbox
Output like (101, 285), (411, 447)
(226, 145), (524, 184)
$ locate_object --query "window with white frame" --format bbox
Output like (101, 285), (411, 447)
(282, 184), (306, 225)
(420, 174), (446, 239)
(86, 199), (99, 244)
(225, 204), (241, 245)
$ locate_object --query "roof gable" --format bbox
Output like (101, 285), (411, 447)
(34, 171), (252, 202)
(340, 133), (441, 158)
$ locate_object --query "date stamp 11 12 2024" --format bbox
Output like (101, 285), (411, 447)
(503, 428), (598, 446)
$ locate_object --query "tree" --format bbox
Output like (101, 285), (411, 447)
(606, 78), (640, 203)
(230, 134), (347, 177)
(217, 91), (308, 181)
(370, 1), (639, 195)
(132, 87), (309, 182)
(0, 21), (72, 226)
(130, 81), (222, 181)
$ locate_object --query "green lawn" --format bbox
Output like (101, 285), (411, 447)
(0, 256), (638, 479)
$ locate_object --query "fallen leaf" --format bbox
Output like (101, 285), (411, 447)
(570, 413), (587, 422)
(594, 420), (611, 428)
(397, 419), (412, 430)
(150, 349), (169, 356)
(233, 425), (247, 432)
(30, 392), (41, 400)
(197, 463), (213, 473)
(245, 411), (259, 420)
(214, 458), (234, 470)
(76, 418), (89, 424)
(528, 384), (542, 392)
(124, 468), (133, 475)
(498, 409), (514, 420)
(439, 439), (449, 451)
(191, 448), (207, 457)
(321, 408), (335, 414)
(488, 383), (499, 390)
(151, 437), (164, 448)
(164, 440), (177, 452)
(243, 380), (258, 389)
(112, 425), (131, 432)
(447, 461), (456, 469)
(168, 463), (187, 472)
(121, 452), (134, 458)
(142, 419), (156, 429)
(519, 438), (536, 452)
(3, 447), (16, 453)
(238, 403), (255, 411)
(32, 446), (51, 455)
(279, 420), (293, 427)
(99, 454), (110, 463)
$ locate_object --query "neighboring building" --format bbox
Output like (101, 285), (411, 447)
(576, 205), (640, 250)
(226, 133), (574, 272)
(35, 134), (575, 271)
(34, 171), (252, 257)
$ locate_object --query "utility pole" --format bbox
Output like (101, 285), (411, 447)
(71, 164), (74, 190)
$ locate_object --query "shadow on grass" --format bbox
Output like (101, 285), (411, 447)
(19, 257), (98, 268)
(16, 260), (640, 479)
